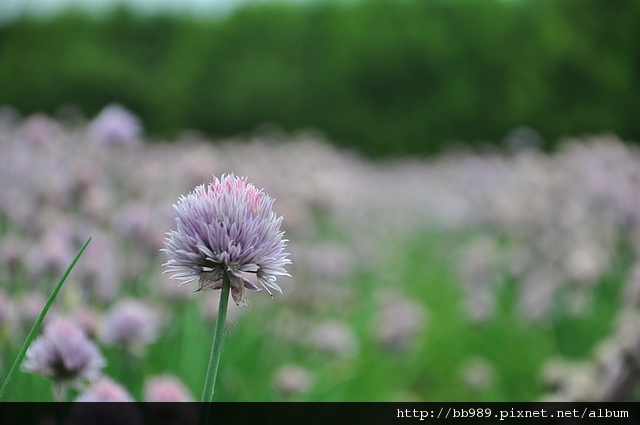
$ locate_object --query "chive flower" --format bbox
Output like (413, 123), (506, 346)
(162, 174), (291, 306)
(98, 298), (159, 355)
(75, 377), (135, 402)
(144, 375), (194, 402)
(23, 317), (105, 384)
(88, 103), (141, 147)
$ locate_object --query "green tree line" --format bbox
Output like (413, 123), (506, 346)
(1, 0), (639, 156)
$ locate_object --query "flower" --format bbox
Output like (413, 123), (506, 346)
(23, 317), (105, 384)
(374, 291), (426, 350)
(144, 377), (198, 425)
(144, 375), (194, 402)
(71, 378), (141, 425)
(99, 298), (159, 354)
(75, 377), (135, 402)
(459, 358), (494, 391)
(272, 364), (312, 397)
(307, 321), (358, 358)
(162, 174), (291, 306)
(88, 104), (141, 147)
(0, 290), (14, 330)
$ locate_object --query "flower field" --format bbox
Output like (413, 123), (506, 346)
(1, 106), (640, 401)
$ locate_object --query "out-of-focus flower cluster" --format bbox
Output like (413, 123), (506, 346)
(540, 267), (640, 402)
(2, 104), (640, 400)
(453, 139), (640, 324)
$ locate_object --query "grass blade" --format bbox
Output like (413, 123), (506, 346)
(0, 235), (92, 400)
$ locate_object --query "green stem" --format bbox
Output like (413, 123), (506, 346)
(0, 236), (92, 400)
(201, 269), (230, 402)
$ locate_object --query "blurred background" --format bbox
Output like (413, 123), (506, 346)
(1, 0), (639, 155)
(1, 0), (640, 403)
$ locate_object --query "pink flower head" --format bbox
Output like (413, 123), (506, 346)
(144, 375), (194, 402)
(99, 298), (159, 353)
(23, 317), (105, 384)
(272, 364), (312, 396)
(162, 174), (291, 305)
(88, 104), (141, 147)
(0, 290), (15, 330)
(75, 377), (135, 402)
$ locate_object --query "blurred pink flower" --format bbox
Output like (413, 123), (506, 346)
(143, 375), (194, 402)
(75, 377), (134, 402)
(374, 291), (427, 350)
(23, 317), (105, 384)
(20, 114), (61, 145)
(307, 321), (358, 358)
(98, 298), (160, 354)
(0, 290), (15, 331)
(272, 364), (312, 397)
(71, 307), (101, 339)
(459, 358), (494, 391)
(88, 104), (141, 147)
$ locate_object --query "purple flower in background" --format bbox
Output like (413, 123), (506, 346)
(308, 321), (359, 358)
(23, 317), (105, 384)
(144, 375), (194, 402)
(162, 174), (291, 306)
(0, 290), (14, 330)
(272, 364), (312, 397)
(99, 298), (159, 354)
(75, 377), (134, 402)
(144, 376), (198, 424)
(88, 104), (141, 147)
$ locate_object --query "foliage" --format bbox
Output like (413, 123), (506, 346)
(1, 0), (639, 156)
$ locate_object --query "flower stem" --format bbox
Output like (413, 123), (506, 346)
(201, 269), (230, 402)
(0, 236), (92, 400)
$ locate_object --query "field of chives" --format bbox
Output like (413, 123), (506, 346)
(1, 105), (639, 402)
